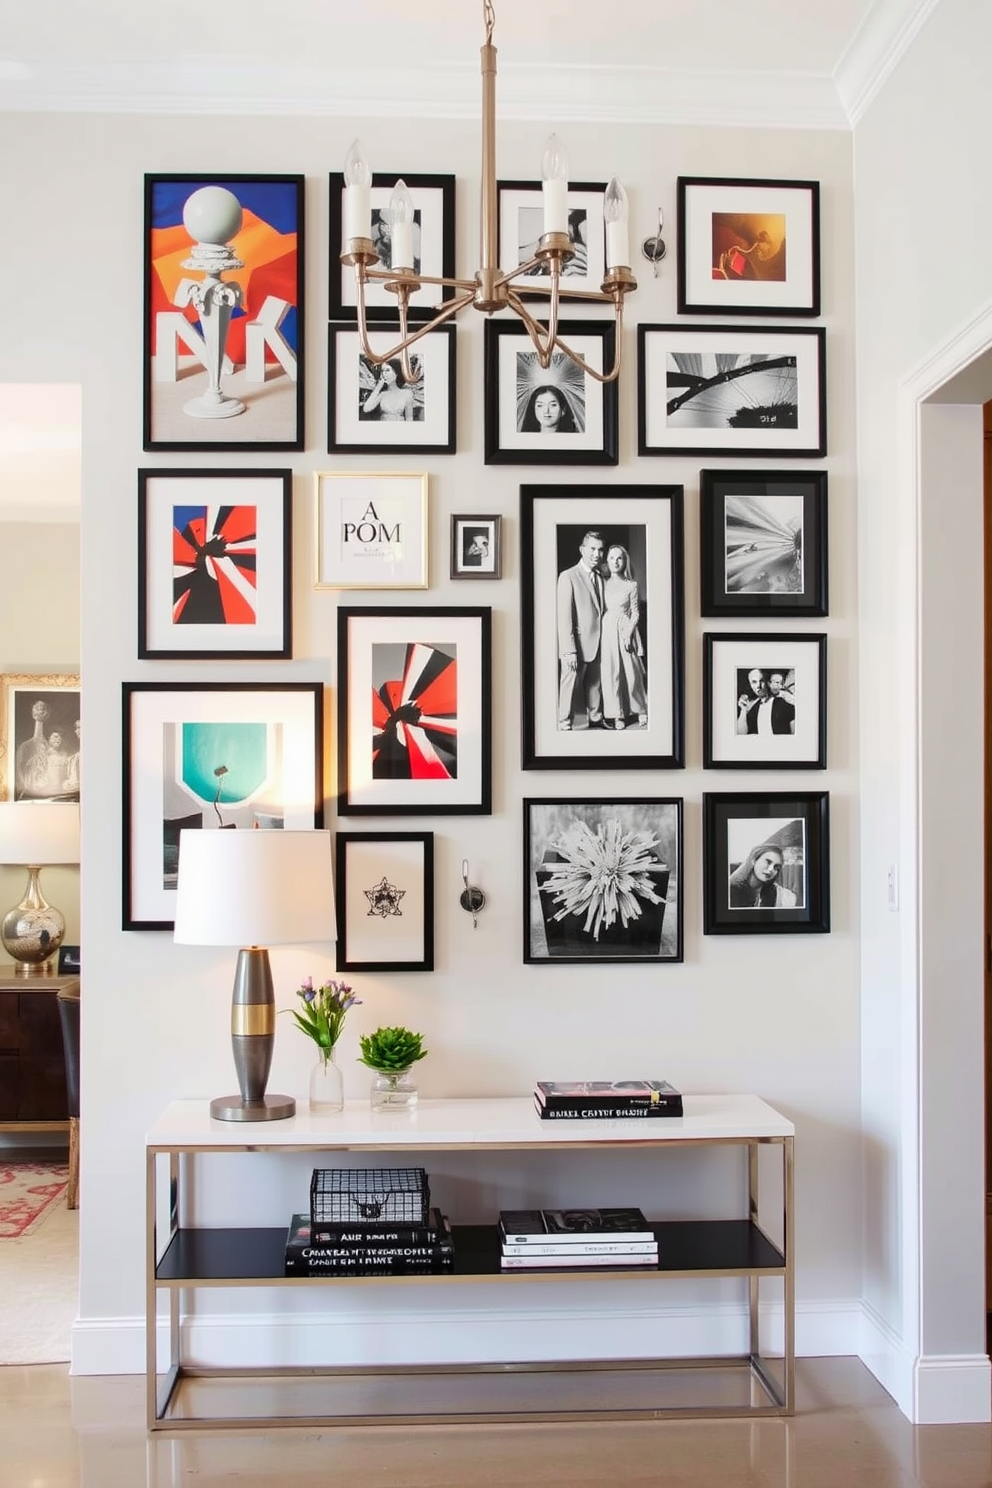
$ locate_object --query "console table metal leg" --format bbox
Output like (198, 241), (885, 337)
(783, 1135), (795, 1414)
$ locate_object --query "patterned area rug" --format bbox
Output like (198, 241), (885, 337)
(0, 1162), (69, 1238)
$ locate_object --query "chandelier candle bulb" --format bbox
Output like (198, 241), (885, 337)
(541, 134), (569, 236)
(388, 179), (416, 272)
(604, 178), (631, 269)
(343, 138), (372, 243)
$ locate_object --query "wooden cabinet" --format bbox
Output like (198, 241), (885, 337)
(0, 973), (79, 1132)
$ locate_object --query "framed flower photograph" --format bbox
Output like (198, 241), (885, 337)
(314, 471), (428, 590)
(637, 324), (827, 458)
(677, 176), (821, 317)
(137, 468), (292, 660)
(700, 469), (828, 617)
(335, 831), (434, 973)
(703, 790), (830, 935)
(497, 180), (607, 297)
(485, 320), (618, 465)
(336, 607), (492, 816)
(450, 515), (502, 580)
(0, 673), (80, 801)
(524, 798), (683, 964)
(328, 171), (456, 322)
(520, 485), (685, 770)
(327, 323), (456, 455)
(703, 633), (827, 769)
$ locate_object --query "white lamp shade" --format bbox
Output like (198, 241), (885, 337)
(172, 829), (336, 947)
(0, 801), (80, 865)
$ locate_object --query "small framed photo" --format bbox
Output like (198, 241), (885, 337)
(497, 180), (607, 297)
(0, 673), (80, 801)
(328, 172), (456, 322)
(335, 832), (434, 973)
(450, 515), (502, 580)
(703, 791), (830, 934)
(314, 471), (428, 590)
(703, 633), (827, 769)
(524, 798), (683, 964)
(57, 945), (81, 976)
(484, 320), (618, 466)
(327, 323), (456, 455)
(637, 324), (827, 459)
(143, 173), (305, 452)
(677, 176), (820, 317)
(700, 469), (828, 617)
(337, 607), (492, 816)
(137, 469), (292, 659)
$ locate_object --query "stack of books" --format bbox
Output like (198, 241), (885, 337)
(533, 1079), (684, 1120)
(498, 1207), (659, 1270)
(284, 1207), (454, 1276)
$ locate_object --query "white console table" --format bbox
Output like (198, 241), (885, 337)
(145, 1093), (794, 1431)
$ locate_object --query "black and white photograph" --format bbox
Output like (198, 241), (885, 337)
(677, 176), (820, 317)
(704, 635), (826, 768)
(524, 797), (683, 964)
(335, 831), (434, 972)
(0, 673), (80, 801)
(327, 324), (456, 454)
(328, 171), (456, 321)
(497, 180), (607, 297)
(485, 320), (618, 465)
(703, 790), (830, 934)
(700, 469), (828, 617)
(450, 515), (502, 579)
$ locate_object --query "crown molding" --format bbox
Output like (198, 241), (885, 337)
(834, 0), (941, 125)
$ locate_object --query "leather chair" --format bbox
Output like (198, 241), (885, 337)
(56, 984), (80, 1209)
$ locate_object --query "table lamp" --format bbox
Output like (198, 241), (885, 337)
(173, 828), (335, 1122)
(0, 801), (80, 976)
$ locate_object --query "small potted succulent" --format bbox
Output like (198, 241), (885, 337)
(358, 1025), (428, 1110)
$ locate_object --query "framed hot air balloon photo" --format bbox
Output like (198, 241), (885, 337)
(336, 607), (492, 816)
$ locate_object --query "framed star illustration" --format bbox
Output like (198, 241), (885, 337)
(335, 832), (434, 972)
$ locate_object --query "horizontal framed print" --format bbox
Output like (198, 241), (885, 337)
(327, 324), (456, 455)
(143, 173), (304, 452)
(497, 180), (607, 297)
(337, 607), (492, 816)
(520, 485), (684, 770)
(703, 633), (827, 769)
(314, 471), (428, 590)
(0, 673), (80, 801)
(122, 682), (324, 931)
(137, 468), (292, 659)
(677, 176), (820, 317)
(335, 832), (434, 972)
(703, 791), (830, 935)
(450, 515), (502, 579)
(484, 320), (618, 466)
(329, 172), (456, 322)
(637, 324), (827, 458)
(524, 798), (683, 964)
(700, 469), (828, 617)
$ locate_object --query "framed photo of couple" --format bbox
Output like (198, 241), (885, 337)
(703, 791), (830, 935)
(700, 469), (828, 617)
(0, 672), (80, 802)
(328, 171), (456, 322)
(484, 321), (618, 466)
(520, 485), (685, 771)
(703, 633), (827, 769)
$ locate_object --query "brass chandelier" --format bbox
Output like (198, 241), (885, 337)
(340, 0), (636, 384)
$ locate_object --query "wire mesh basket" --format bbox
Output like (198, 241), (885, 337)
(310, 1167), (430, 1228)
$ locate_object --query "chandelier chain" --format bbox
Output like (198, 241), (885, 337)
(484, 0), (495, 46)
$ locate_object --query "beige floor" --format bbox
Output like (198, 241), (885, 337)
(2, 1357), (991, 1488)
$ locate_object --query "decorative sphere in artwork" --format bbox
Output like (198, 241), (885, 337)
(182, 186), (243, 247)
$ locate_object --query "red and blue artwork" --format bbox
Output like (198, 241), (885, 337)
(173, 504), (257, 626)
(372, 642), (457, 780)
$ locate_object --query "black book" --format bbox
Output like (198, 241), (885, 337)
(305, 1206), (446, 1247)
(535, 1080), (682, 1113)
(286, 1212), (454, 1275)
(498, 1207), (654, 1244)
(534, 1098), (681, 1120)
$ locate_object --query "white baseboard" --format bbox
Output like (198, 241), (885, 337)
(858, 1301), (992, 1423)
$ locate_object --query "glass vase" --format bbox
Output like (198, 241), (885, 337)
(309, 1046), (344, 1114)
(370, 1067), (418, 1111)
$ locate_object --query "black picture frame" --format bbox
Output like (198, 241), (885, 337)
(484, 320), (618, 466)
(700, 469), (828, 617)
(143, 173), (305, 453)
(524, 797), (683, 964)
(327, 323), (457, 455)
(328, 172), (456, 323)
(703, 791), (830, 934)
(57, 945), (81, 976)
(496, 179), (608, 299)
(703, 633), (827, 769)
(335, 831), (434, 973)
(520, 484), (685, 770)
(450, 515), (502, 580)
(677, 176), (821, 317)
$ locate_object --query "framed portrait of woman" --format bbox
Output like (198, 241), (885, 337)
(327, 323), (456, 455)
(702, 790), (830, 934)
(484, 320), (618, 466)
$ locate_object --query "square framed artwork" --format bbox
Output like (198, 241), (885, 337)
(327, 323), (456, 455)
(0, 673), (80, 801)
(328, 172), (456, 322)
(450, 515), (502, 580)
(703, 633), (827, 769)
(700, 469), (828, 617)
(337, 607), (492, 816)
(314, 472), (428, 590)
(524, 797), (683, 964)
(122, 682), (324, 931)
(335, 831), (434, 972)
(484, 320), (618, 466)
(520, 485), (685, 770)
(497, 180), (607, 297)
(637, 324), (827, 458)
(143, 173), (305, 452)
(703, 791), (830, 934)
(137, 468), (292, 660)
(677, 176), (821, 317)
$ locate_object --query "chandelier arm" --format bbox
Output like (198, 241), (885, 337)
(504, 291), (625, 385)
(361, 267), (479, 293)
(355, 288), (477, 366)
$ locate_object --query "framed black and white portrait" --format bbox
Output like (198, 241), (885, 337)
(327, 324), (456, 454)
(0, 673), (80, 802)
(497, 180), (607, 297)
(450, 515), (502, 580)
(703, 633), (826, 769)
(700, 469), (828, 617)
(484, 320), (618, 465)
(703, 791), (830, 934)
(328, 171), (456, 322)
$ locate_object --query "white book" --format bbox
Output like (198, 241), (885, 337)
(500, 1252), (659, 1269)
(501, 1240), (658, 1257)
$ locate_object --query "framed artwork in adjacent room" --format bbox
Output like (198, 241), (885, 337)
(335, 831), (434, 972)
(337, 607), (492, 816)
(143, 173), (305, 452)
(327, 323), (456, 455)
(137, 468), (292, 659)
(703, 790), (830, 934)
(700, 468), (828, 617)
(328, 171), (456, 321)
(484, 320), (618, 465)
(496, 179), (607, 297)
(524, 797), (683, 964)
(314, 471), (428, 590)
(122, 681), (324, 931)
(0, 673), (80, 801)
(520, 484), (685, 770)
(703, 633), (827, 769)
(637, 324), (827, 458)
(450, 515), (502, 579)
(677, 176), (821, 317)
